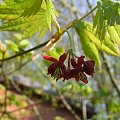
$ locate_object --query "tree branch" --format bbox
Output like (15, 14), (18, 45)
(101, 53), (120, 97)
(0, 40), (49, 61)
(0, 6), (97, 62)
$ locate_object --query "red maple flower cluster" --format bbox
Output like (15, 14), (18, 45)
(43, 50), (95, 84)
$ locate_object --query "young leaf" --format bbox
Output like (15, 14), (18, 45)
(45, 0), (54, 30)
(108, 25), (120, 46)
(6, 41), (19, 52)
(76, 21), (120, 56)
(93, 0), (120, 41)
(19, 40), (30, 49)
(0, 0), (57, 38)
(0, 13), (49, 39)
(75, 25), (101, 66)
(21, 0), (43, 17)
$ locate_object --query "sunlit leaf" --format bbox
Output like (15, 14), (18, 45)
(76, 21), (120, 56)
(75, 24), (101, 66)
(19, 39), (30, 49)
(6, 41), (19, 52)
(0, 0), (57, 38)
(108, 25), (120, 45)
(94, 0), (120, 40)
(45, 0), (54, 30)
(21, 0), (43, 17)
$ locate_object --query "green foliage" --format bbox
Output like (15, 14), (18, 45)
(76, 26), (101, 66)
(19, 39), (31, 49)
(75, 84), (93, 95)
(109, 100), (120, 113)
(0, 0), (57, 38)
(61, 83), (73, 92)
(6, 41), (20, 52)
(45, 0), (55, 30)
(0, 1), (120, 120)
(107, 25), (120, 45)
(45, 46), (64, 60)
(0, 41), (9, 59)
(21, 0), (43, 17)
(93, 0), (120, 40)
(75, 21), (120, 66)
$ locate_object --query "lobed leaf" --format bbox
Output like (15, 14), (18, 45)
(94, 0), (120, 41)
(108, 25), (120, 46)
(75, 21), (120, 65)
(0, 0), (57, 39)
(75, 24), (101, 66)
(21, 0), (43, 17)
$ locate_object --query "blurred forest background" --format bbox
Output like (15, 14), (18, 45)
(0, 0), (120, 120)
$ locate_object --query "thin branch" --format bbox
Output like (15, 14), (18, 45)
(63, 6), (97, 31)
(52, 82), (82, 120)
(82, 96), (87, 120)
(58, 93), (81, 120)
(7, 60), (30, 75)
(0, 40), (49, 62)
(28, 99), (43, 120)
(101, 53), (120, 97)
(9, 102), (41, 114)
(86, 0), (94, 18)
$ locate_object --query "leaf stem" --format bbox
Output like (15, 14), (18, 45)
(66, 30), (74, 51)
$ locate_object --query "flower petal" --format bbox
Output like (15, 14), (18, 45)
(59, 53), (67, 63)
(81, 79), (88, 84)
(71, 58), (77, 68)
(83, 60), (95, 76)
(43, 55), (58, 62)
(77, 56), (85, 65)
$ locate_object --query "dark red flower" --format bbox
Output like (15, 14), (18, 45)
(73, 71), (88, 84)
(70, 56), (94, 84)
(43, 50), (95, 84)
(43, 53), (67, 80)
(62, 68), (74, 81)
(71, 58), (77, 68)
(83, 61), (95, 77)
(77, 56), (85, 65)
(69, 56), (88, 84)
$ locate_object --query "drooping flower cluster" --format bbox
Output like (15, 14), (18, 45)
(43, 50), (95, 84)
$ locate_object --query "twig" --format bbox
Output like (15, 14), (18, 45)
(28, 99), (43, 120)
(7, 60), (30, 75)
(86, 0), (95, 18)
(101, 53), (120, 97)
(63, 6), (97, 31)
(82, 96), (87, 120)
(0, 40), (49, 62)
(52, 82), (81, 120)
(8, 102), (41, 114)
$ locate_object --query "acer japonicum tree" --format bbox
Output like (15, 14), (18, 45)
(0, 0), (120, 119)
